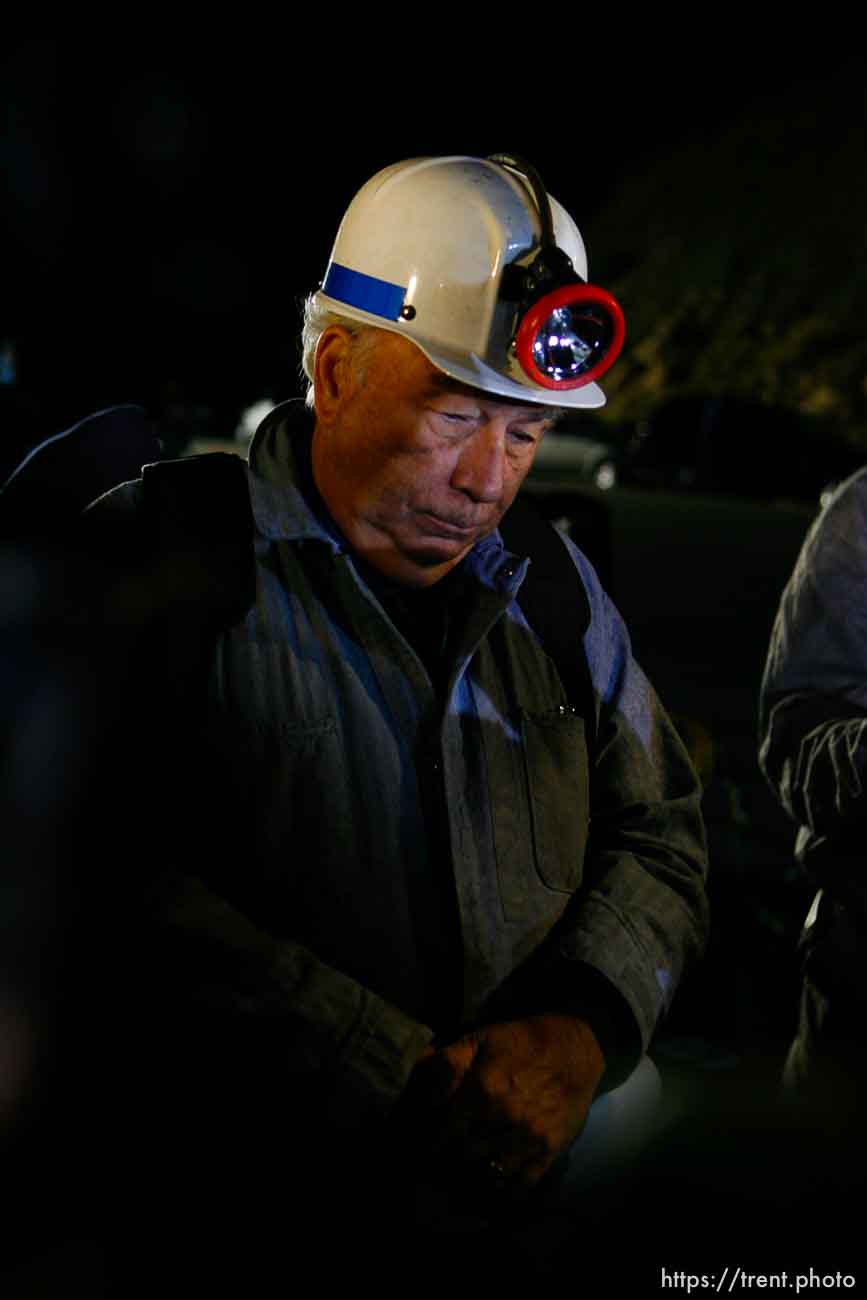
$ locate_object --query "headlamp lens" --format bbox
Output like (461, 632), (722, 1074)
(515, 284), (626, 390)
(531, 305), (614, 383)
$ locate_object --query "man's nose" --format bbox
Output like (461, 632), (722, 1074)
(451, 423), (505, 503)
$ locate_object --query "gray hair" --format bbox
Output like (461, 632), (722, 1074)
(300, 294), (377, 408)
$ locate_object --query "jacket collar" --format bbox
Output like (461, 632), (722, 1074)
(247, 399), (342, 547)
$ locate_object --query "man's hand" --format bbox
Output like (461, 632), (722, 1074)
(400, 1013), (605, 1195)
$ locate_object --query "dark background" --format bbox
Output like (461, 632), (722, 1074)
(4, 33), (860, 446)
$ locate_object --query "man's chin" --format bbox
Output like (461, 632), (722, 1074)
(399, 541), (470, 584)
(406, 538), (469, 564)
(357, 518), (497, 586)
(363, 537), (472, 588)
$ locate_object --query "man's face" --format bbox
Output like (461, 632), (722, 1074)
(311, 328), (559, 587)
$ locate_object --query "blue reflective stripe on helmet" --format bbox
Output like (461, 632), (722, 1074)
(322, 262), (406, 321)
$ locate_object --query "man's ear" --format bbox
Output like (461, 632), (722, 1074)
(313, 326), (357, 424)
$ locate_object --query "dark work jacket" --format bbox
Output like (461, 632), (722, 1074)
(77, 401), (709, 1149)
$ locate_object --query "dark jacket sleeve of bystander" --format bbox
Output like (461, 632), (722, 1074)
(759, 468), (867, 876)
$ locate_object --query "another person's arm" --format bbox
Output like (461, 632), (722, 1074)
(759, 471), (867, 864)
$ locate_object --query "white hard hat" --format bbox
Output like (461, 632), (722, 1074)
(314, 154), (625, 410)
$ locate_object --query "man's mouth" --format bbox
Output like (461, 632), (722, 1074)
(416, 511), (482, 539)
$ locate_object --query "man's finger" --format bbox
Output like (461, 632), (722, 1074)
(437, 1033), (480, 1093)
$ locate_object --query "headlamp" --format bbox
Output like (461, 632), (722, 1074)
(516, 282), (625, 390)
(489, 153), (626, 391)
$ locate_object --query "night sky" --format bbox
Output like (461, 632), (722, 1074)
(2, 32), (860, 439)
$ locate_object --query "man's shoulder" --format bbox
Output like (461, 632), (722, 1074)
(834, 463), (867, 499)
(0, 402), (161, 541)
(815, 464), (867, 534)
(142, 452), (252, 540)
(80, 453), (255, 629)
(83, 451), (250, 531)
(792, 463), (867, 583)
(84, 475), (146, 522)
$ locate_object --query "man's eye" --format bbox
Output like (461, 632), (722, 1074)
(510, 430), (537, 445)
(432, 410), (475, 428)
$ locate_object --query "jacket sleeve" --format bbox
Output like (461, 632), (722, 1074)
(143, 871), (436, 1123)
(758, 470), (867, 869)
(73, 480), (434, 1126)
(525, 540), (710, 1081)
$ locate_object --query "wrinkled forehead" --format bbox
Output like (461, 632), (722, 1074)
(355, 325), (565, 425)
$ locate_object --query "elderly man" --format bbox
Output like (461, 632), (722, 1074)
(65, 154), (707, 1285)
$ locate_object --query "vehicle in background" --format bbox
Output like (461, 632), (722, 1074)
(620, 395), (865, 505)
(531, 427), (622, 490)
(531, 394), (865, 507)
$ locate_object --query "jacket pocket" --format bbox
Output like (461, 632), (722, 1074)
(521, 707), (589, 892)
(488, 706), (589, 921)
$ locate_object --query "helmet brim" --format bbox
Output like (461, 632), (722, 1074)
(414, 339), (607, 411)
(314, 293), (607, 411)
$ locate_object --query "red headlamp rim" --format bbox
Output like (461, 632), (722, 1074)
(515, 283), (626, 390)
